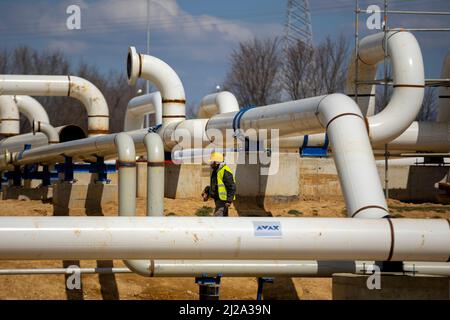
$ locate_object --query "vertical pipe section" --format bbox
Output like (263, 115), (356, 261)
(0, 95), (20, 136)
(123, 132), (165, 276)
(127, 47), (186, 125)
(114, 133), (136, 216)
(0, 75), (109, 136)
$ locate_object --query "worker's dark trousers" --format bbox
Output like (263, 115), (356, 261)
(213, 199), (229, 217)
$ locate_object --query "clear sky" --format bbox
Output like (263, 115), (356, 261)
(0, 0), (449, 106)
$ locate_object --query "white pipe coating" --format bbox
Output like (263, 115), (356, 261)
(273, 31), (425, 151)
(123, 132), (165, 276)
(0, 217), (447, 261)
(360, 31), (425, 144)
(32, 121), (59, 144)
(197, 91), (240, 119)
(437, 50), (450, 122)
(207, 93), (388, 218)
(0, 95), (20, 136)
(0, 75), (109, 136)
(13, 95), (49, 124)
(124, 92), (162, 131)
(127, 47), (186, 125)
(114, 132), (136, 216)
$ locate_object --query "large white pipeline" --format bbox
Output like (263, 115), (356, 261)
(277, 31), (425, 150)
(124, 92), (162, 131)
(127, 47), (185, 125)
(0, 95), (20, 136)
(13, 95), (49, 124)
(0, 75), (109, 136)
(437, 50), (450, 122)
(361, 31), (425, 144)
(197, 91), (240, 119)
(0, 216), (447, 261)
(205, 94), (389, 218)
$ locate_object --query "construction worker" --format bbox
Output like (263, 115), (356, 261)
(202, 152), (236, 217)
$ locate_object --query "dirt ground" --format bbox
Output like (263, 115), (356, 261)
(0, 196), (448, 300)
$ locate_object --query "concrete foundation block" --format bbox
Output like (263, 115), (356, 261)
(1, 186), (52, 201)
(52, 180), (117, 215)
(332, 273), (449, 300)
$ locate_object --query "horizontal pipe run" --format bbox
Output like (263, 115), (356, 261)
(0, 261), (449, 277)
(0, 217), (447, 261)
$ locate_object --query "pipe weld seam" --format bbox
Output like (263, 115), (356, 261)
(67, 75), (71, 96)
(386, 218), (395, 261)
(162, 115), (186, 118)
(88, 129), (109, 134)
(347, 94), (376, 97)
(150, 260), (155, 277)
(325, 113), (364, 131)
(1, 118), (20, 121)
(138, 54), (143, 77)
(117, 161), (136, 168)
(351, 205), (389, 218)
(147, 161), (165, 167)
(162, 99), (186, 104)
(392, 84), (425, 88)
(357, 54), (373, 66)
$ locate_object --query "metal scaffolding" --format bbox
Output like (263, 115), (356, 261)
(353, 0), (450, 199)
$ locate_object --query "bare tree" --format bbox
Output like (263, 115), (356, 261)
(283, 41), (315, 99)
(224, 37), (281, 107)
(0, 46), (142, 133)
(283, 34), (349, 99)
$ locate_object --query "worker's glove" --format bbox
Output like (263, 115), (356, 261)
(201, 186), (210, 202)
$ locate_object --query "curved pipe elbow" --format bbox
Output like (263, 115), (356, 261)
(14, 96), (49, 124)
(358, 31), (425, 144)
(0, 95), (20, 136)
(198, 91), (240, 118)
(114, 132), (136, 164)
(32, 121), (59, 144)
(123, 260), (153, 277)
(68, 76), (109, 136)
(127, 47), (185, 124)
(0, 75), (109, 136)
(124, 91), (162, 131)
(144, 132), (165, 164)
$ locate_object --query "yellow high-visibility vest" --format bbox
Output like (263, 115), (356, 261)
(217, 164), (236, 201)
